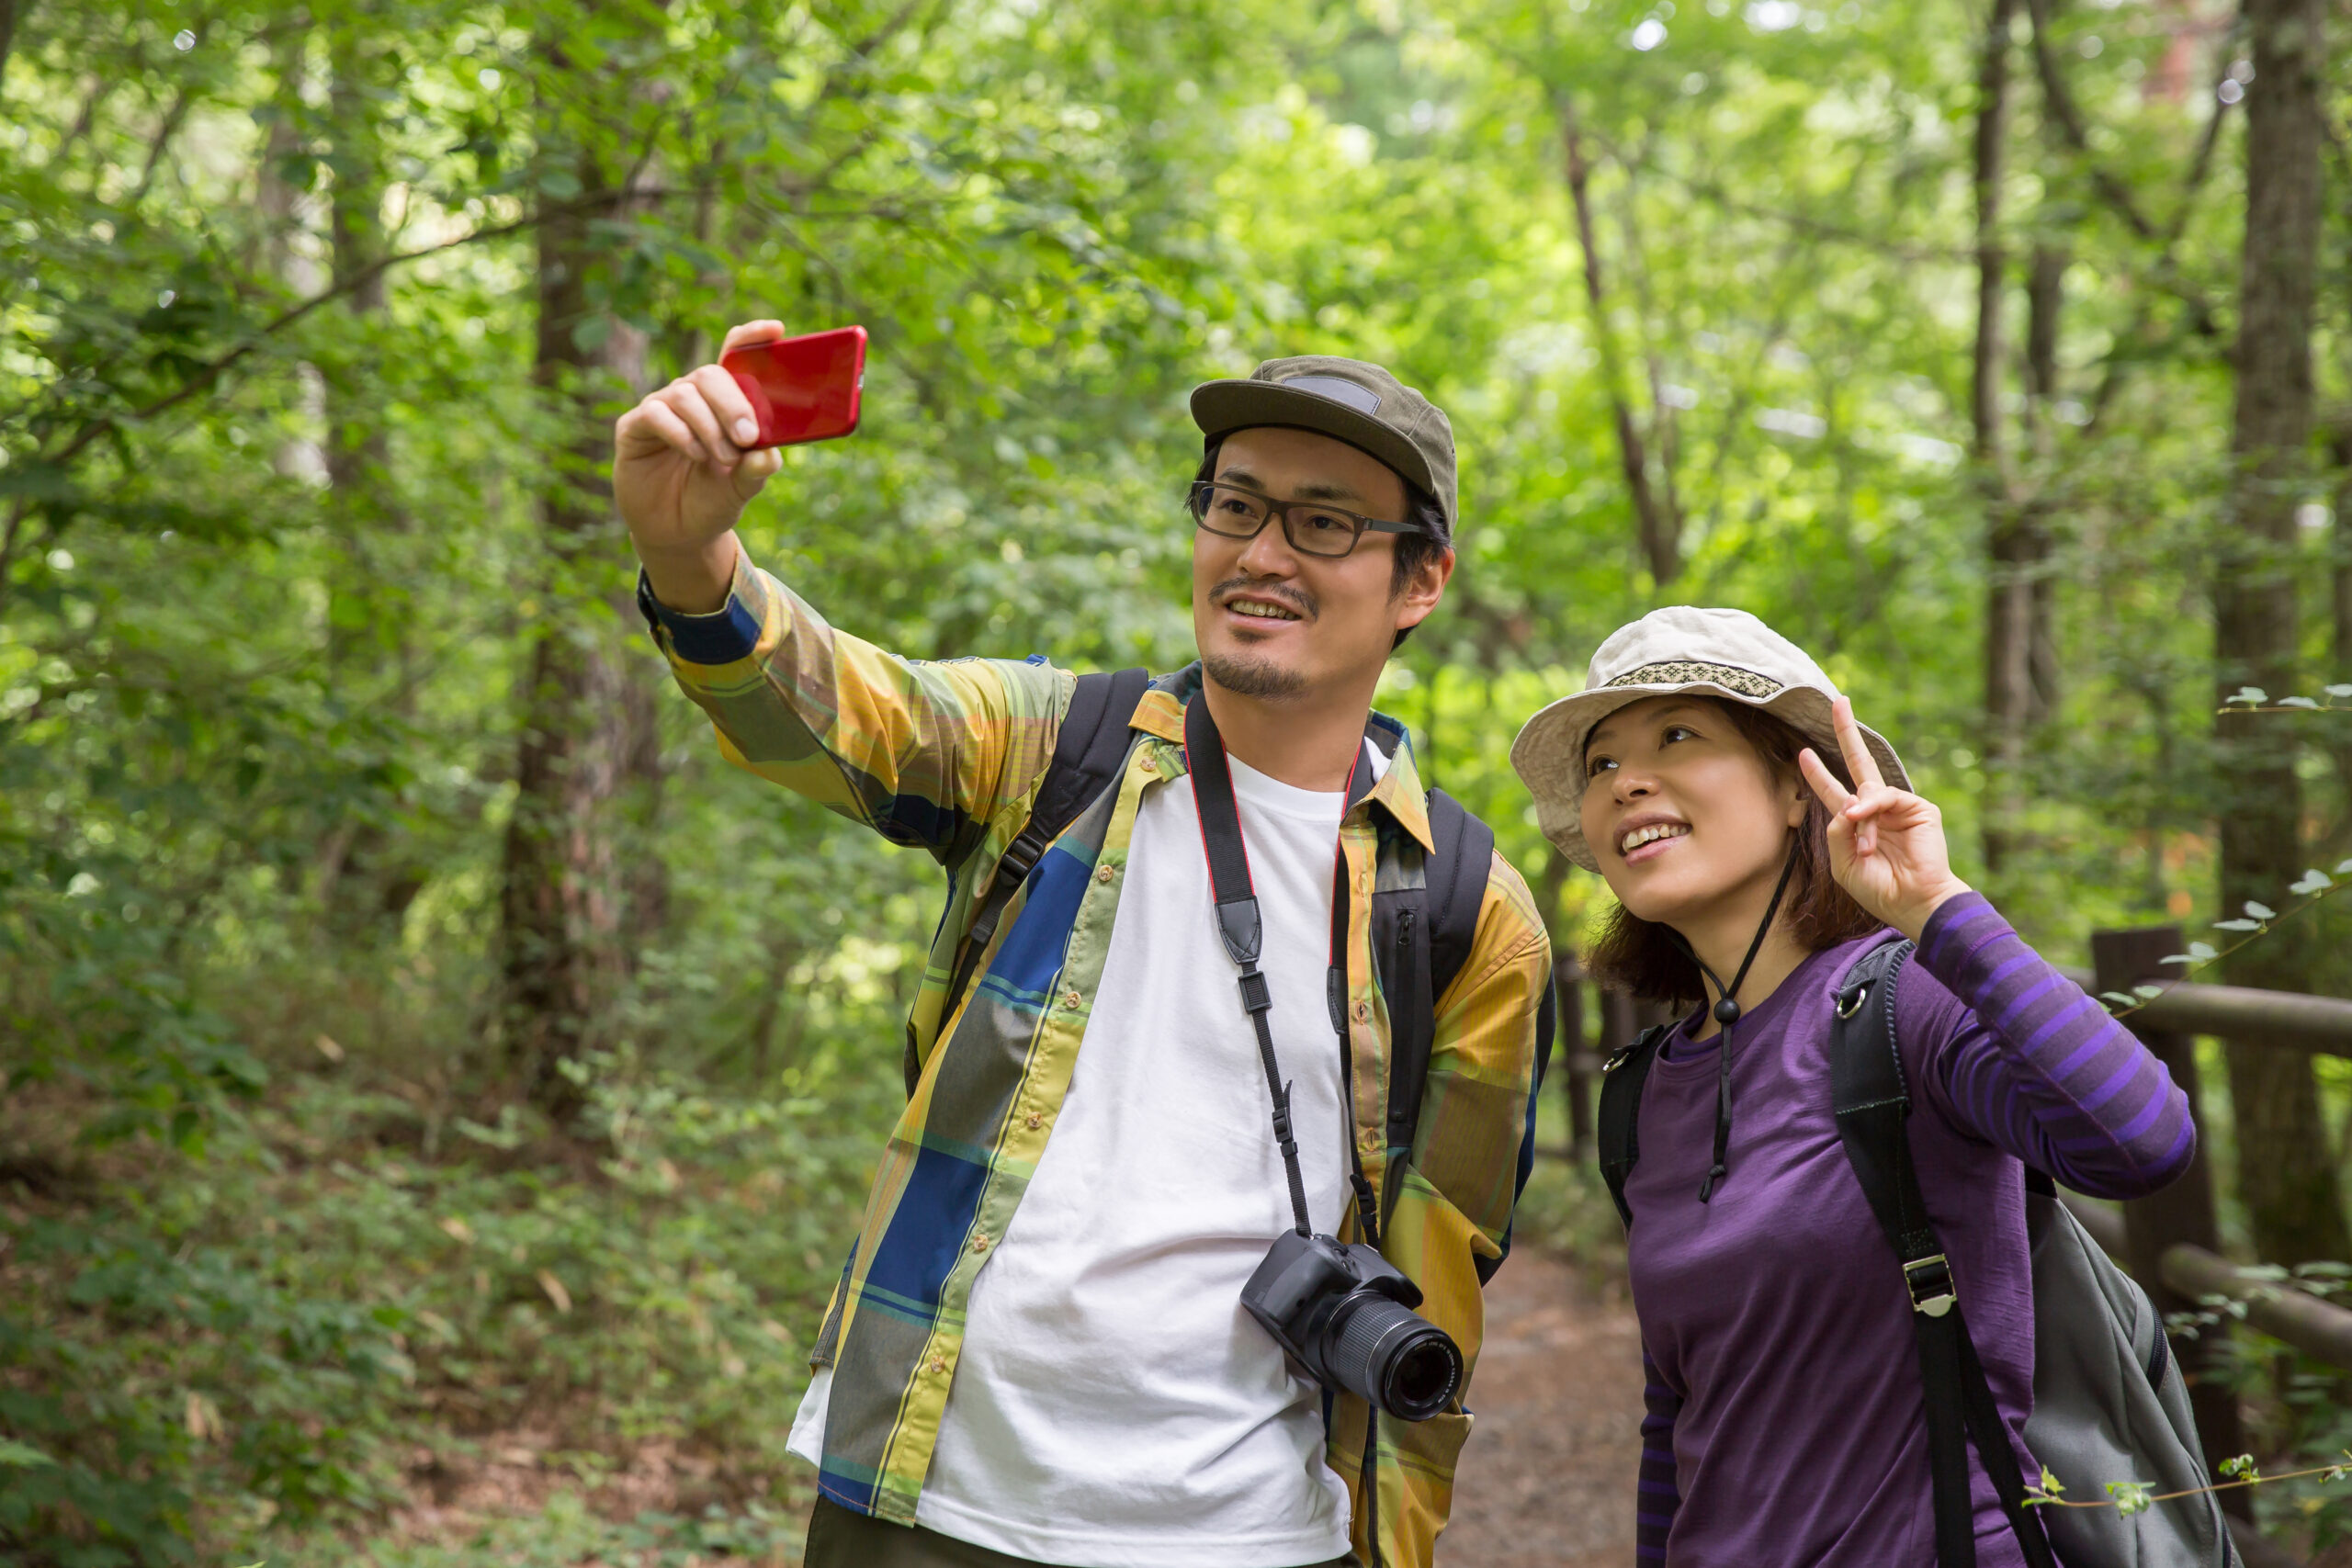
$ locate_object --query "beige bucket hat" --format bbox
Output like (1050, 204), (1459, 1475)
(1510, 605), (1911, 872)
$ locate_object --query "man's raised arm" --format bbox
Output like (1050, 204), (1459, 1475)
(615, 321), (1072, 861)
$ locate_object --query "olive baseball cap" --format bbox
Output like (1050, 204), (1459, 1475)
(1190, 355), (1457, 539)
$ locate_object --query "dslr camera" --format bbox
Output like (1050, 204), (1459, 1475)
(1240, 1229), (1463, 1421)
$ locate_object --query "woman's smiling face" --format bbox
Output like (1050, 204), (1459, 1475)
(1578, 696), (1809, 928)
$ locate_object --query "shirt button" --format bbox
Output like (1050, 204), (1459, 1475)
(1351, 1001), (1370, 1023)
(930, 1354), (947, 1373)
(1139, 754), (1158, 773)
(1024, 1112), (1043, 1131)
(1096, 863), (1114, 885)
(1064, 987), (1082, 1010)
(971, 1234), (990, 1254)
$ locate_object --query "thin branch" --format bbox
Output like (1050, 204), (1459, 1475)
(2079, 27), (2244, 432)
(2023, 0), (2160, 240)
(24, 186), (692, 478)
(1557, 94), (1680, 585)
(2024, 0), (2223, 333)
(126, 84), (197, 209)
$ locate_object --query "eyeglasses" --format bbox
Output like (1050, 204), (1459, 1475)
(1186, 480), (1425, 560)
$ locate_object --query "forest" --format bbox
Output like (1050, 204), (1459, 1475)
(2, 0), (2349, 1562)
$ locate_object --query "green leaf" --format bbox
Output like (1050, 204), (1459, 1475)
(0, 1438), (56, 1468)
(2188, 942), (2219, 961)
(2098, 991), (2139, 1009)
(2132, 984), (2165, 999)
(2327, 685), (2352, 699)
(2242, 901), (2276, 919)
(2219, 1453), (2258, 1481)
(2213, 919), (2261, 932)
(2228, 686), (2268, 705)
(2290, 870), (2334, 896)
(2106, 1480), (2154, 1516)
(2159, 954), (2192, 965)
(2279, 695), (2320, 709)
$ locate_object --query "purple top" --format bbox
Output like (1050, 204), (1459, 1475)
(1626, 893), (2193, 1567)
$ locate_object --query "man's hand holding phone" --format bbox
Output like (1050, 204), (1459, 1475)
(616, 320), (866, 615)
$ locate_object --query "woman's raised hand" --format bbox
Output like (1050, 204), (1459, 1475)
(1796, 696), (1972, 942)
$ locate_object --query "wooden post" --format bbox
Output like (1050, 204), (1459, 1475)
(1598, 987), (1638, 1060)
(2090, 925), (2248, 1514)
(1555, 956), (1590, 1158)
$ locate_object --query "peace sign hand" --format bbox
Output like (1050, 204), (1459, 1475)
(1796, 696), (1973, 942)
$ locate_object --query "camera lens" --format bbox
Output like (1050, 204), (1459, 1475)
(1325, 1294), (1463, 1422)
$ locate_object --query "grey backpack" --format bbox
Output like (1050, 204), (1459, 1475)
(1597, 938), (2236, 1568)
(1836, 939), (2236, 1568)
(2019, 1150), (2238, 1567)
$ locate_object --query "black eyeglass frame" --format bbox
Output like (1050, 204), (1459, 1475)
(1184, 479), (1428, 560)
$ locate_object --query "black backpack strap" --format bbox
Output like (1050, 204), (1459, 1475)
(1830, 939), (2057, 1568)
(1377, 788), (1496, 1165)
(913, 665), (1152, 1095)
(1595, 1021), (1674, 1229)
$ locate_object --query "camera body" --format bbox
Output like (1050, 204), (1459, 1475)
(1240, 1229), (1463, 1422)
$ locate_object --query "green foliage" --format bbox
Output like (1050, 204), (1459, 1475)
(1, 0), (2346, 1559)
(4, 1063), (883, 1562)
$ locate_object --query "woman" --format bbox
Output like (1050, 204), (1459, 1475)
(1510, 606), (2192, 1567)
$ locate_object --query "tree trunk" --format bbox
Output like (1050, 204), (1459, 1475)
(0, 0), (27, 94)
(2329, 416), (2352, 818)
(319, 34), (426, 946)
(499, 116), (654, 1116)
(2215, 0), (2348, 1268)
(1976, 0), (2032, 881)
(1558, 97), (1680, 587)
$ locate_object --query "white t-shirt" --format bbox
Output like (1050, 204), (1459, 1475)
(789, 745), (1385, 1567)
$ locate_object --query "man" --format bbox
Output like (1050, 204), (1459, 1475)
(614, 321), (1549, 1568)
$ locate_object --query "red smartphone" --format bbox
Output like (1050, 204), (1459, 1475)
(719, 325), (867, 448)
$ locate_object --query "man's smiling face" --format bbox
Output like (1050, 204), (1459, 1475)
(1191, 425), (1441, 703)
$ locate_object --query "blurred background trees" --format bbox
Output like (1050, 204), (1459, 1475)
(0, 0), (2346, 1561)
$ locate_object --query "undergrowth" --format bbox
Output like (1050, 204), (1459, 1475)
(1, 1049), (891, 1566)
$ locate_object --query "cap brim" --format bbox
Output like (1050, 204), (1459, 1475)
(1191, 379), (1437, 503)
(1510, 683), (1912, 873)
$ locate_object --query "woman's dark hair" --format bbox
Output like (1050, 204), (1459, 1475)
(1584, 698), (1881, 1005)
(1193, 438), (1450, 649)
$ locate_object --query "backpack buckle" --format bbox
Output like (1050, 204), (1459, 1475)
(1903, 1254), (1956, 1316)
(1835, 982), (1870, 1020)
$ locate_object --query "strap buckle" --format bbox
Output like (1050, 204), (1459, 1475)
(1903, 1254), (1957, 1317)
(1835, 982), (1871, 1020)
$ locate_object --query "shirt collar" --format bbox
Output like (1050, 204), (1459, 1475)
(1129, 663), (1434, 852)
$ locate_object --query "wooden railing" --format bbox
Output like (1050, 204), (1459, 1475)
(1545, 929), (2352, 1564)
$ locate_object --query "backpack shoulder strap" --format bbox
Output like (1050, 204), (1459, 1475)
(1378, 788), (1497, 1159)
(1596, 1021), (1674, 1229)
(915, 666), (1151, 1094)
(1830, 938), (2058, 1568)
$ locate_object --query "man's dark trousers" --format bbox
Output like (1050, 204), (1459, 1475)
(803, 1497), (1360, 1567)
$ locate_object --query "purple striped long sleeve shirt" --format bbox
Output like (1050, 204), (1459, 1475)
(1623, 893), (2192, 1566)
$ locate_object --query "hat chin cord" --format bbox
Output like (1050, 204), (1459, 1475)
(1663, 836), (1801, 1203)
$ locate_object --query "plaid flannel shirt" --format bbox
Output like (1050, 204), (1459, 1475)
(638, 548), (1551, 1568)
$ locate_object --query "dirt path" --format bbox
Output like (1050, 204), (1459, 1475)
(1442, 1250), (1644, 1568)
